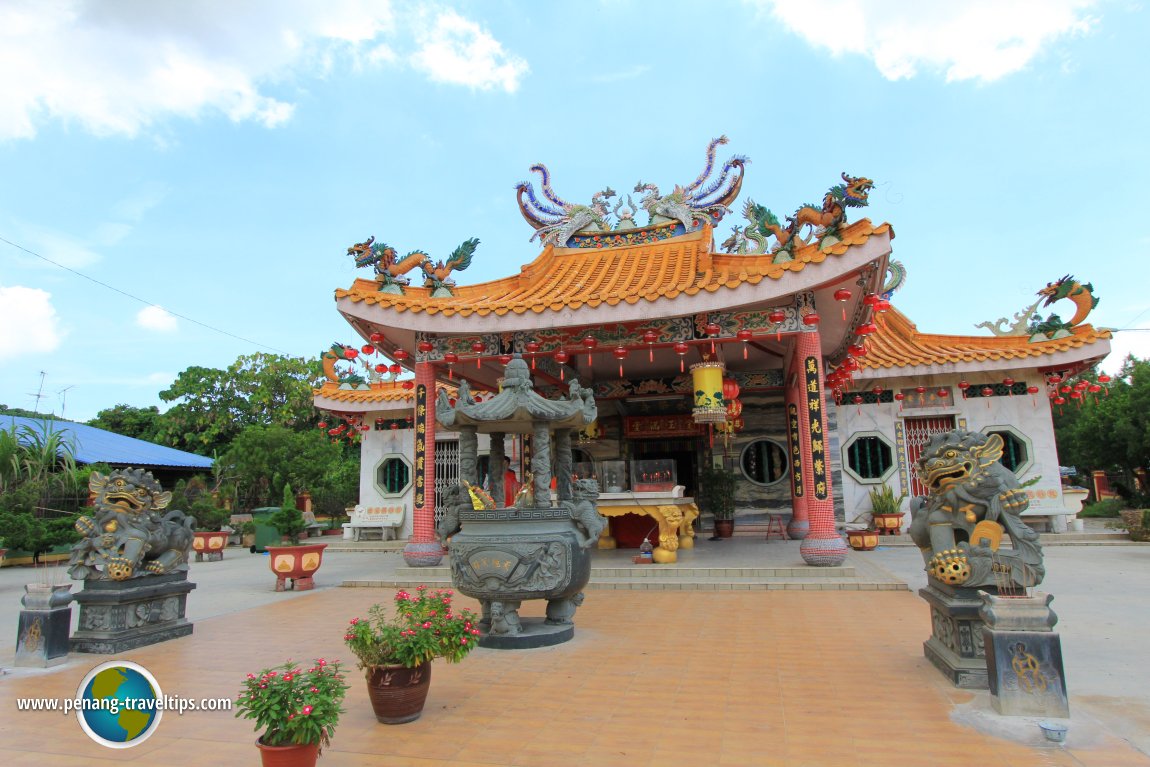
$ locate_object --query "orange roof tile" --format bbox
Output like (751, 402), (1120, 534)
(335, 220), (892, 318)
(862, 307), (1112, 369)
(313, 380), (415, 406)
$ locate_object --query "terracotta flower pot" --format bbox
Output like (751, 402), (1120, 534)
(192, 531), (227, 562)
(713, 519), (734, 538)
(846, 529), (879, 551)
(255, 738), (318, 767)
(265, 543), (327, 592)
(365, 663), (432, 724)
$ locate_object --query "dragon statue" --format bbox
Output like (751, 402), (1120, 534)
(1029, 275), (1100, 340)
(515, 167), (616, 248)
(633, 135), (747, 232)
(322, 343), (367, 386)
(346, 236), (429, 294)
(68, 469), (196, 581)
(419, 237), (479, 296)
(721, 173), (874, 259)
(909, 430), (1044, 590)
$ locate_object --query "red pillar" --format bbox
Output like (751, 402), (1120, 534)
(794, 329), (847, 566)
(785, 375), (810, 539)
(403, 360), (444, 567)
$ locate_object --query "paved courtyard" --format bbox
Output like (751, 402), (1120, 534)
(0, 536), (1147, 766)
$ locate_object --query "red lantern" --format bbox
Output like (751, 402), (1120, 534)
(525, 341), (541, 369)
(389, 363), (402, 376)
(402, 380), (414, 390)
(1074, 380), (1089, 391)
(853, 394), (863, 414)
(499, 354), (512, 366)
(958, 380), (970, 392)
(555, 349), (570, 380)
(444, 352), (458, 379)
(673, 341), (689, 372)
(1097, 373), (1111, 384)
(1060, 384), (1071, 393)
(981, 386), (993, 397)
(802, 312), (820, 327)
(937, 388), (948, 398)
(360, 424), (370, 432)
(393, 349), (409, 362)
(915, 385), (926, 394)
(737, 328), (753, 359)
(833, 288), (852, 319)
(705, 322), (721, 353)
(582, 336), (598, 365)
(1027, 385), (1040, 395)
(872, 386), (884, 396)
(317, 421), (327, 429)
(863, 294), (879, 307)
(471, 340), (485, 368)
(855, 322), (878, 336)
(847, 344), (867, 358)
(361, 344), (375, 355)
(417, 340), (434, 354)
(343, 347), (358, 360)
(874, 299), (891, 314)
(369, 332), (385, 344)
(723, 377), (740, 402)
(894, 392), (905, 411)
(769, 309), (786, 341)
(1047, 374), (1063, 385)
(374, 363), (386, 373)
(842, 357), (859, 372)
(613, 346), (628, 377)
(643, 329), (659, 361)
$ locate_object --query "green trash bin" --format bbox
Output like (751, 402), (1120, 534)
(249, 507), (282, 553)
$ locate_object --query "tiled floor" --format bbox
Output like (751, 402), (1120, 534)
(3, 583), (1148, 766)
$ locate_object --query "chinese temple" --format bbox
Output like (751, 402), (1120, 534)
(314, 137), (1111, 568)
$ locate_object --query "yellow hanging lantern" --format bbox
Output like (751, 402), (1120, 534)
(690, 361), (727, 423)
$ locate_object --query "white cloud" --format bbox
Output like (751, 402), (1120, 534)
(136, 305), (178, 332)
(409, 10), (529, 92)
(0, 1), (527, 140)
(760, 0), (1098, 82)
(0, 283), (64, 360)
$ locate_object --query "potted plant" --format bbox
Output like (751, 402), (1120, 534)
(1120, 509), (1150, 542)
(240, 520), (258, 548)
(235, 658), (349, 767)
(699, 462), (737, 538)
(868, 482), (907, 535)
(845, 527), (880, 551)
(266, 485), (328, 591)
(189, 496), (231, 562)
(344, 586), (481, 724)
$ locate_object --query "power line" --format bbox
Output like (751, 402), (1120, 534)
(0, 234), (291, 355)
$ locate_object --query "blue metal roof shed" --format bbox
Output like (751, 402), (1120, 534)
(1, 415), (213, 470)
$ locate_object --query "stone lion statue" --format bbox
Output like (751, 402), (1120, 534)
(564, 478), (605, 548)
(68, 468), (196, 581)
(909, 430), (1043, 589)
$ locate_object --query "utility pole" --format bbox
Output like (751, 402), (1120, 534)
(27, 371), (46, 413)
(58, 386), (75, 419)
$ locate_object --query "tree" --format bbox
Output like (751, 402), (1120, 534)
(269, 483), (306, 544)
(1054, 355), (1150, 497)
(157, 353), (323, 454)
(0, 422), (83, 561)
(218, 424), (357, 511)
(87, 404), (163, 443)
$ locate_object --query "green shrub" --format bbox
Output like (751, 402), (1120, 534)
(1079, 498), (1123, 518)
(269, 483), (306, 544)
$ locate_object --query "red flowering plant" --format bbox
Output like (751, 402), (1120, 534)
(344, 586), (481, 669)
(235, 659), (349, 752)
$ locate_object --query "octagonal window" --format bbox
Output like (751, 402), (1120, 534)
(843, 432), (895, 484)
(375, 455), (412, 497)
(983, 427), (1032, 475)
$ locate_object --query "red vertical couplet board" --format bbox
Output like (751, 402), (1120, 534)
(804, 357), (828, 501)
(787, 403), (804, 498)
(414, 384), (427, 509)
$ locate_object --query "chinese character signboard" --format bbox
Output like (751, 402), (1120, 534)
(623, 415), (704, 439)
(414, 383), (427, 508)
(788, 403), (803, 497)
(805, 357), (828, 501)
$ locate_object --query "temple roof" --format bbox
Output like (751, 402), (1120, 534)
(862, 307), (1112, 371)
(335, 220), (892, 319)
(312, 379), (416, 409)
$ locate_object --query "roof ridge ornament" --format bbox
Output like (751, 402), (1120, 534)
(515, 136), (747, 249)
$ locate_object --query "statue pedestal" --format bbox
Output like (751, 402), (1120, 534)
(71, 572), (196, 654)
(919, 582), (988, 689)
(15, 584), (74, 668)
(980, 591), (1069, 717)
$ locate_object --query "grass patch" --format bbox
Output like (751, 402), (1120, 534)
(1079, 498), (1124, 517)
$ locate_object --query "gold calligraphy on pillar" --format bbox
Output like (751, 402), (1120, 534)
(787, 403), (804, 498)
(805, 356), (828, 500)
(415, 384), (427, 508)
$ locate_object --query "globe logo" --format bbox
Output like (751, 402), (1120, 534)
(75, 661), (163, 748)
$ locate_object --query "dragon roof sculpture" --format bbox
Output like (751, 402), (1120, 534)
(515, 136), (748, 249)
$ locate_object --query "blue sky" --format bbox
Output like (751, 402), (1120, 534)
(1, 0), (1146, 424)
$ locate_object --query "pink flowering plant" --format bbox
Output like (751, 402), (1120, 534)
(344, 586), (482, 668)
(235, 659), (349, 751)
